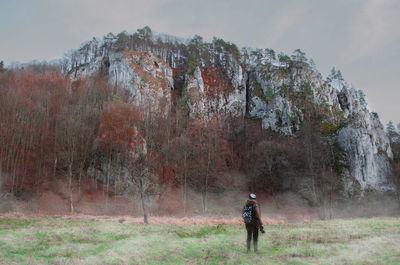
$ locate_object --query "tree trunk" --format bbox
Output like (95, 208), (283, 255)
(69, 162), (74, 214)
(53, 158), (57, 179)
(183, 153), (187, 215)
(139, 174), (148, 224)
(0, 159), (3, 194)
(203, 148), (212, 213)
(308, 146), (318, 206)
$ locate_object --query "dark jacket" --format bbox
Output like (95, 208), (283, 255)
(243, 199), (263, 229)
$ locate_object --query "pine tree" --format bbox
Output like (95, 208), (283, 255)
(357, 90), (367, 107)
(292, 49), (307, 62)
(327, 67), (344, 82)
(387, 121), (399, 143)
(387, 121), (400, 162)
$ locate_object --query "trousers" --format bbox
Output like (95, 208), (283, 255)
(245, 224), (258, 252)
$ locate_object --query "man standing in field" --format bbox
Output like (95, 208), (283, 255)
(243, 193), (264, 253)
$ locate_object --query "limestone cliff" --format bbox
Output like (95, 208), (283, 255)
(68, 32), (393, 192)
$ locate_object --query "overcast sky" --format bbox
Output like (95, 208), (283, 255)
(1, 0), (399, 126)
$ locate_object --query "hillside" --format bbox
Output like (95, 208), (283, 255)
(68, 27), (392, 190)
(0, 27), (397, 219)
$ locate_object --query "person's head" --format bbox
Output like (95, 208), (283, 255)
(249, 193), (256, 200)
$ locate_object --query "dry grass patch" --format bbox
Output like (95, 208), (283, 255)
(0, 216), (399, 264)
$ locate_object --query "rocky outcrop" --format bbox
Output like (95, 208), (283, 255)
(68, 34), (394, 192)
(184, 66), (246, 120)
(334, 84), (393, 192)
(242, 51), (393, 192)
(74, 50), (173, 114)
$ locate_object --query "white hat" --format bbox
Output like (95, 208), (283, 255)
(249, 193), (256, 199)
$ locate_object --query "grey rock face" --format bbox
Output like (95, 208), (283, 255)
(70, 44), (393, 192)
(335, 86), (393, 192)
(185, 66), (246, 120)
(338, 126), (392, 192)
(243, 54), (393, 192)
(74, 51), (173, 114)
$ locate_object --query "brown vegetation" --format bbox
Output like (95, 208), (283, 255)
(0, 46), (397, 222)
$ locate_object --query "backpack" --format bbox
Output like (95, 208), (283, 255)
(242, 205), (254, 224)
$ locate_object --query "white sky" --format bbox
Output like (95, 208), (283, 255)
(1, 0), (399, 126)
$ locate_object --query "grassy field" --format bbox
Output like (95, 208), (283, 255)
(0, 216), (400, 264)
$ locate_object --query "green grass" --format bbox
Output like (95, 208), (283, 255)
(1, 217), (400, 264)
